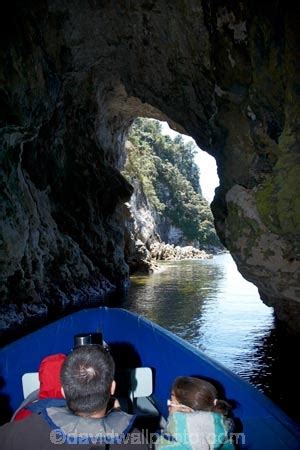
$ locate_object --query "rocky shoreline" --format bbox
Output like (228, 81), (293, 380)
(150, 242), (213, 261)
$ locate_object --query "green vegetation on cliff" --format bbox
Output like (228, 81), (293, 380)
(123, 118), (220, 247)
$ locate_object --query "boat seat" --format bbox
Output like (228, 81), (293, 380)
(22, 372), (39, 399)
(22, 367), (154, 400)
(22, 366), (160, 430)
(22, 367), (159, 415)
(106, 367), (160, 423)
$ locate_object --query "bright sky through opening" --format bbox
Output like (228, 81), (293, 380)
(160, 122), (219, 203)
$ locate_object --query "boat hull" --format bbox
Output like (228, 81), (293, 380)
(0, 307), (299, 449)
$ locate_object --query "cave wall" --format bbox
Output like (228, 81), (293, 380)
(1, 0), (300, 333)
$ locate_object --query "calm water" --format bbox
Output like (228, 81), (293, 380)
(122, 253), (299, 421)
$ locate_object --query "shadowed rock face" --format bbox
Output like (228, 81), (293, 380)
(1, 1), (300, 333)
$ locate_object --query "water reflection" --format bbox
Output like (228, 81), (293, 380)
(122, 253), (300, 421)
(124, 260), (223, 342)
(124, 254), (274, 381)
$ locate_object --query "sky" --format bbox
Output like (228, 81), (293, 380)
(160, 121), (219, 203)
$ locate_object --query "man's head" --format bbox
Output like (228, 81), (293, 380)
(61, 345), (115, 415)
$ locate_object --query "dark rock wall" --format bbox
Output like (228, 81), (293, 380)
(1, 1), (300, 332)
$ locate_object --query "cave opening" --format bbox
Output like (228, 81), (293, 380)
(121, 116), (222, 270)
(160, 120), (220, 204)
(0, 0), (299, 348)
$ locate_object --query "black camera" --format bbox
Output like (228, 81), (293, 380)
(73, 332), (103, 348)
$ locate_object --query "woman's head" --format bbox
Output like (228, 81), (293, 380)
(172, 376), (232, 416)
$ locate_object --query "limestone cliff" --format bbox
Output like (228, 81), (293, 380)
(1, 1), (300, 334)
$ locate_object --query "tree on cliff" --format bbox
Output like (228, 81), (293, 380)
(123, 118), (221, 248)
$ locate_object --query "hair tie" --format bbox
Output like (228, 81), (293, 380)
(213, 398), (218, 406)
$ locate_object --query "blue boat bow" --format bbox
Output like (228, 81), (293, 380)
(0, 307), (299, 449)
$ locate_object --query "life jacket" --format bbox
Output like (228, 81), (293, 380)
(13, 353), (66, 421)
(41, 406), (136, 445)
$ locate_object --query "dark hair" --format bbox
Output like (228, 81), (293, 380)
(173, 376), (232, 416)
(61, 345), (115, 415)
